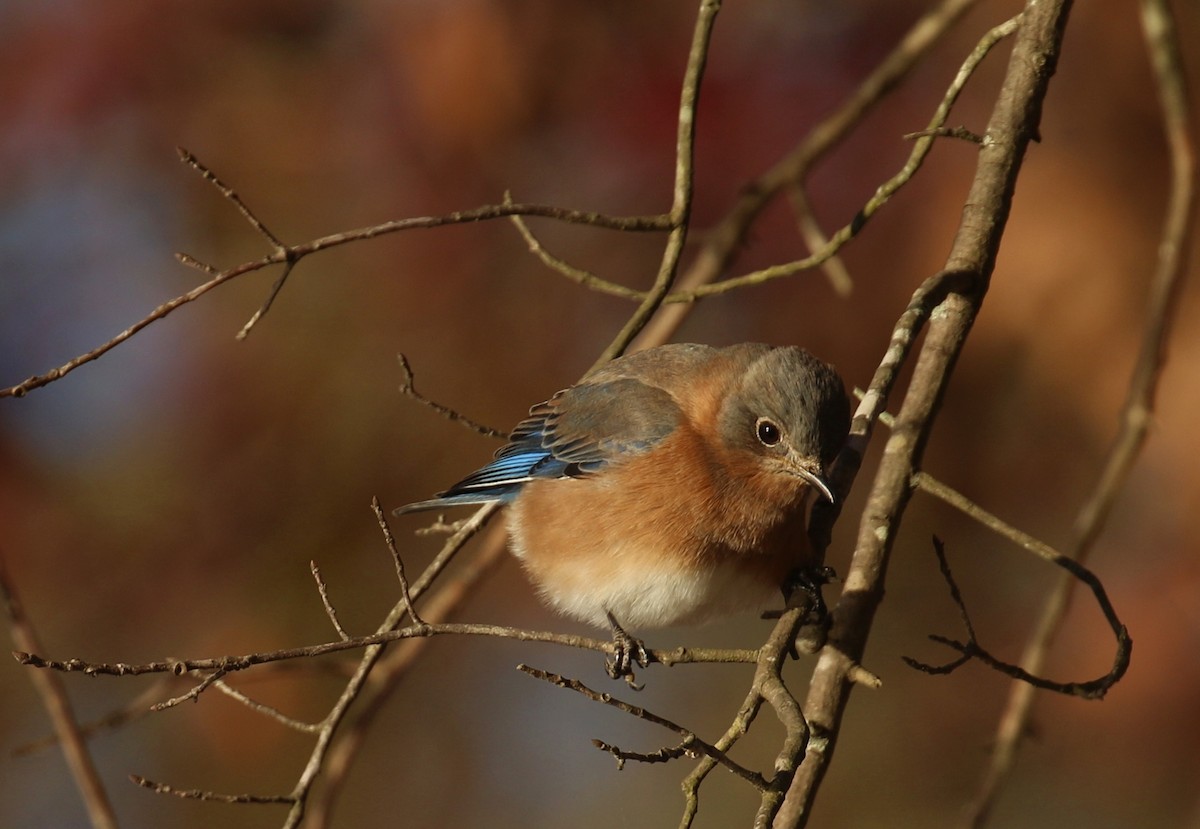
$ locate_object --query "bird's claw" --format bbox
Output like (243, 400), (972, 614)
(605, 612), (652, 689)
(784, 565), (836, 625)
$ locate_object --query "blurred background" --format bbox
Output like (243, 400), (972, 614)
(1, 1), (1197, 827)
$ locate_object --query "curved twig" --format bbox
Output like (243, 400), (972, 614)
(775, 3), (1077, 826)
(964, 0), (1196, 823)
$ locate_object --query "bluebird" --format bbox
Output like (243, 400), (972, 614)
(397, 343), (849, 678)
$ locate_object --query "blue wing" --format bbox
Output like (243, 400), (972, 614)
(394, 376), (682, 514)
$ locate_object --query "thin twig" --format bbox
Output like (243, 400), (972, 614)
(631, 0), (982, 352)
(964, 0), (1196, 823)
(518, 664), (766, 789)
(1, 200), (670, 400)
(413, 516), (470, 536)
(302, 522), (511, 828)
(310, 561), (351, 640)
(680, 592), (840, 828)
(665, 13), (1022, 305)
(513, 9), (1008, 314)
(903, 125), (986, 143)
(1, 553), (119, 829)
(181, 149), (299, 349)
(750, 607), (815, 825)
(592, 0), (720, 368)
(370, 497), (424, 626)
(593, 737), (696, 768)
(680, 681), (766, 828)
(14, 662), (352, 756)
(0, 0), (980, 401)
(901, 536), (1129, 700)
(131, 774), (295, 804)
(280, 512), (506, 829)
(178, 147), (285, 248)
(508, 215), (638, 300)
(175, 251), (219, 275)
(787, 184), (853, 296)
(211, 679), (322, 733)
(237, 259), (296, 340)
(2, 256), (266, 398)
(396, 354), (505, 439)
(14, 676), (173, 756)
(912, 472), (1064, 562)
(507, 192), (643, 301)
(150, 668), (228, 711)
(14, 620), (760, 678)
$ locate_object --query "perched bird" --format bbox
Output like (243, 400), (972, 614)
(396, 343), (849, 676)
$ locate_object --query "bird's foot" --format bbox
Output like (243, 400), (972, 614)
(604, 611), (651, 689)
(765, 567), (837, 655)
(784, 565), (836, 625)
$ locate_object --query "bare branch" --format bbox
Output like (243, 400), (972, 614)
(512, 6), (1008, 316)
(396, 354), (505, 439)
(236, 259), (296, 340)
(902, 537), (1130, 700)
(211, 679), (322, 733)
(302, 525), (512, 828)
(631, 0), (982, 352)
(130, 773), (295, 805)
(965, 0), (1197, 821)
(518, 663), (766, 789)
(13, 620), (762, 679)
(2, 256), (265, 399)
(667, 13), (1022, 305)
(310, 561), (351, 641)
(787, 184), (853, 297)
(507, 192), (644, 301)
(370, 497), (424, 626)
(682, 589), (852, 828)
(1, 554), (119, 829)
(592, 0), (720, 366)
(911, 471), (1066, 563)
(14, 676), (173, 756)
(176, 146), (300, 338)
(175, 251), (219, 275)
(903, 125), (986, 143)
(3, 1), (1163, 826)
(0, 198), (670, 401)
(680, 682), (766, 829)
(777, 3), (1078, 825)
(149, 668), (228, 711)
(178, 147), (286, 249)
(0, 0), (982, 405)
(592, 737), (695, 769)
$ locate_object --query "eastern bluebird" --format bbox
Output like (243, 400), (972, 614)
(397, 343), (849, 676)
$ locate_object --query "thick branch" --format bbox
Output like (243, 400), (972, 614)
(965, 0), (1196, 822)
(775, 3), (1075, 826)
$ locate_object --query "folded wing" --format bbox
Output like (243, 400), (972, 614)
(395, 376), (683, 514)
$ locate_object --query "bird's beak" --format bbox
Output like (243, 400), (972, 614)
(788, 456), (836, 504)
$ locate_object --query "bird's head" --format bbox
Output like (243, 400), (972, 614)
(717, 345), (850, 503)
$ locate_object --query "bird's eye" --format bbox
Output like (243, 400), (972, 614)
(755, 417), (782, 446)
